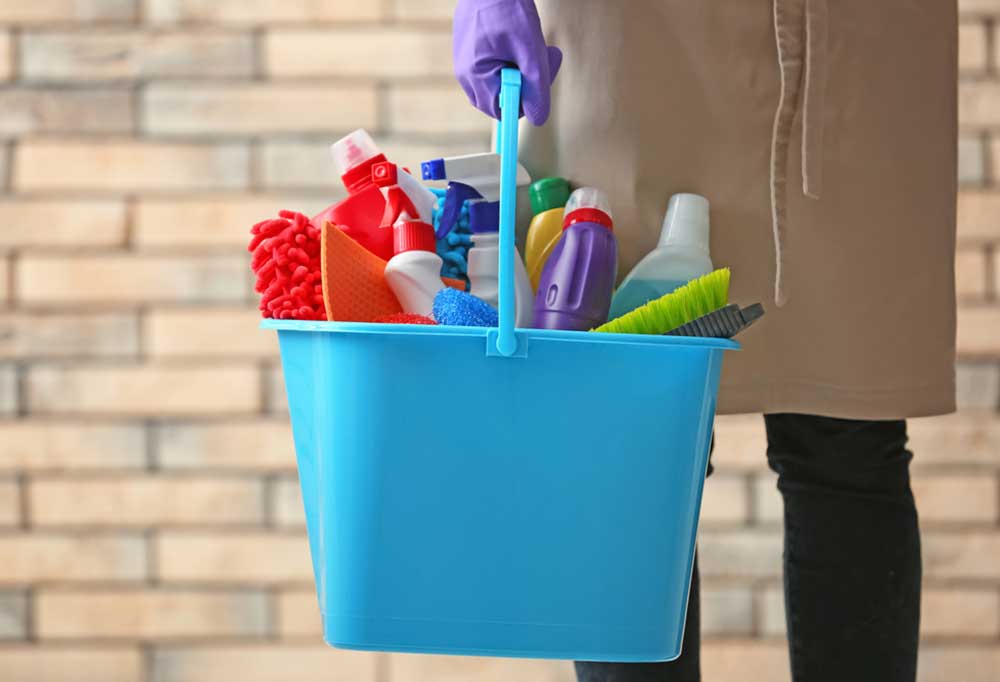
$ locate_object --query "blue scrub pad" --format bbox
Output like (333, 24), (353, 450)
(433, 288), (499, 327)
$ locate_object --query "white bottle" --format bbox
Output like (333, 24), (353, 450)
(608, 193), (714, 320)
(467, 229), (535, 328)
(384, 219), (445, 317)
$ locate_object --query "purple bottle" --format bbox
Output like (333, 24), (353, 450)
(534, 188), (618, 331)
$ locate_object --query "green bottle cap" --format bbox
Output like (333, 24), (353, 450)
(529, 177), (571, 214)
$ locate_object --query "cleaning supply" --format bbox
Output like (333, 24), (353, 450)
(524, 177), (571, 291)
(665, 303), (764, 339)
(595, 268), (731, 335)
(249, 210), (326, 320)
(609, 193), (714, 320)
(432, 288), (499, 327)
(384, 219), (447, 317)
(320, 221), (404, 322)
(370, 158), (454, 317)
(373, 312), (437, 325)
(312, 130), (394, 261)
(534, 188), (619, 331)
(320, 221), (466, 322)
(422, 153), (534, 327)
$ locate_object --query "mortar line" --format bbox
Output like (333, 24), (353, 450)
(145, 528), (159, 587)
(252, 26), (266, 81)
(141, 642), (154, 682)
(980, 130), (993, 188)
(983, 243), (996, 301)
(3, 140), (14, 194)
(986, 18), (997, 75)
(16, 470), (29, 530)
(24, 586), (35, 643)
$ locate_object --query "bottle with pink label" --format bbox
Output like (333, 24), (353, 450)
(533, 188), (618, 331)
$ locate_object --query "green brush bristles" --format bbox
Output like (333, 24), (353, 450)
(594, 268), (731, 335)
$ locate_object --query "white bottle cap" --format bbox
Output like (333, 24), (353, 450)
(659, 193), (710, 251)
(330, 129), (380, 175)
(565, 187), (612, 219)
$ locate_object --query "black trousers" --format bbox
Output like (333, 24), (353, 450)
(575, 414), (921, 682)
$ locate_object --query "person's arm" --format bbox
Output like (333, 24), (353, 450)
(452, 0), (563, 125)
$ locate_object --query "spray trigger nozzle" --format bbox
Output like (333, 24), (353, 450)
(436, 183), (483, 239)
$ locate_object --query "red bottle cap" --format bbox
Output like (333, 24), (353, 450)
(394, 220), (437, 254)
(562, 187), (614, 231)
(563, 208), (613, 231)
(341, 153), (387, 194)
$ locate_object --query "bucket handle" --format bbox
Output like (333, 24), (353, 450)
(494, 67), (521, 357)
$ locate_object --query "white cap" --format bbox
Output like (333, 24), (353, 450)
(565, 187), (612, 219)
(330, 129), (380, 175)
(658, 193), (710, 251)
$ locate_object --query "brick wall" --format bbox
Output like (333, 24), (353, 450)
(0, 1), (997, 681)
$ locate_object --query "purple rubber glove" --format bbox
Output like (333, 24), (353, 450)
(453, 0), (563, 126)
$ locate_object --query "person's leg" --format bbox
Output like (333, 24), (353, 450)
(765, 414), (921, 682)
(574, 437), (715, 682)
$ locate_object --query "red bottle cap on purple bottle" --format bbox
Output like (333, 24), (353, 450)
(562, 187), (614, 231)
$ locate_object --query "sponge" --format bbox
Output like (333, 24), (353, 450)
(321, 222), (403, 322)
(373, 313), (437, 325)
(432, 288), (499, 327)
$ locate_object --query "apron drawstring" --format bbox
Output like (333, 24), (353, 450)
(770, 0), (827, 307)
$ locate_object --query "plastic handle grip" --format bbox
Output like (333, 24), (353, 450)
(495, 68), (521, 357)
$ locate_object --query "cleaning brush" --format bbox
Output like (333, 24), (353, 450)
(665, 303), (764, 339)
(593, 268), (731, 335)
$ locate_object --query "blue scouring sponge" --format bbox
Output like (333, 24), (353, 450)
(433, 288), (499, 327)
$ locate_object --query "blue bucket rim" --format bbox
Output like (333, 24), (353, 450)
(260, 319), (740, 351)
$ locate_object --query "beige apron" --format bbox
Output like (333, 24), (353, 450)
(520, 0), (957, 419)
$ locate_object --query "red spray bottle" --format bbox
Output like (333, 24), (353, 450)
(311, 129), (395, 261)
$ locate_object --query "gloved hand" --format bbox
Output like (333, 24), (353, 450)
(453, 0), (563, 126)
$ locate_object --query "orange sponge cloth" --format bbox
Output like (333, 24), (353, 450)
(322, 222), (402, 322)
(321, 222), (465, 322)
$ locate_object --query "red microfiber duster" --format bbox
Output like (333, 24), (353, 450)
(249, 210), (326, 320)
(373, 313), (437, 325)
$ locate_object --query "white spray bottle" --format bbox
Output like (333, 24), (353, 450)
(421, 153), (534, 328)
(371, 162), (446, 316)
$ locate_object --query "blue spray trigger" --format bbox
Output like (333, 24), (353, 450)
(436, 182), (483, 239)
(421, 158), (446, 181)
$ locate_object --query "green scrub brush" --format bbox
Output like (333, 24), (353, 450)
(594, 268), (731, 335)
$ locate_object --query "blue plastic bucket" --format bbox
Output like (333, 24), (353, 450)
(264, 70), (738, 662)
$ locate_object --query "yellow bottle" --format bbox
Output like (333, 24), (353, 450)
(524, 177), (571, 292)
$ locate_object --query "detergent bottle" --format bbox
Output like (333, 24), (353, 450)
(422, 153), (534, 327)
(524, 177), (571, 292)
(311, 129), (394, 261)
(608, 193), (713, 320)
(534, 188), (618, 331)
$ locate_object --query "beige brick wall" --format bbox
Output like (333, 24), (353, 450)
(0, 1), (996, 681)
